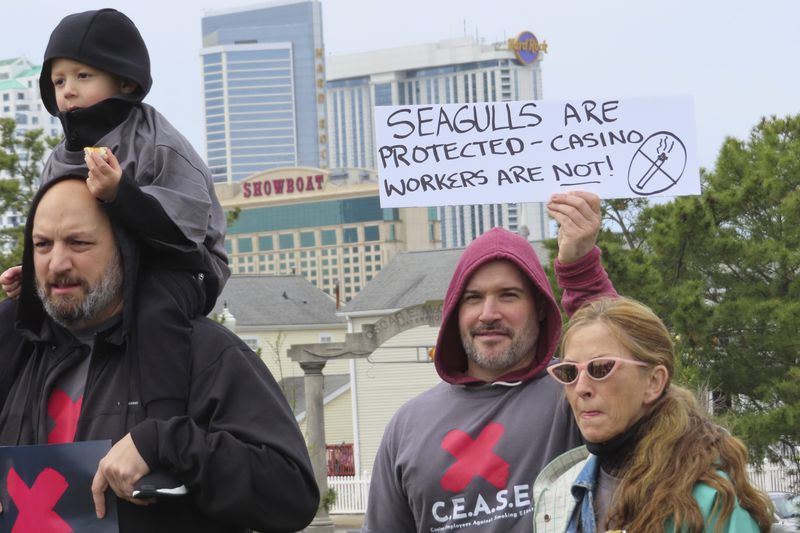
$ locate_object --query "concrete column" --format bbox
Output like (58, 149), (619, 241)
(300, 361), (335, 533)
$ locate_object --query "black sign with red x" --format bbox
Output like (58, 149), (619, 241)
(0, 441), (118, 533)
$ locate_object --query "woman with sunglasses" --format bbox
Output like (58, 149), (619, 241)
(532, 297), (773, 532)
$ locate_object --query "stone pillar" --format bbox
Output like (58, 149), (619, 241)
(300, 361), (335, 533)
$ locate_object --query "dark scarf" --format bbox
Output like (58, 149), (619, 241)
(586, 416), (649, 476)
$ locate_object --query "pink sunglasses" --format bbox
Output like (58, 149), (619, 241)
(547, 357), (651, 385)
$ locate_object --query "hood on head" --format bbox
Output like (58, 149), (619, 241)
(16, 176), (139, 337)
(39, 8), (152, 116)
(434, 227), (561, 385)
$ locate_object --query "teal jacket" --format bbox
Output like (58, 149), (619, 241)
(664, 480), (761, 532)
(533, 447), (762, 532)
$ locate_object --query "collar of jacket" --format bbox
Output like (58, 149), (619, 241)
(58, 97), (136, 151)
(450, 366), (551, 387)
(571, 454), (599, 499)
(23, 313), (126, 348)
(585, 416), (648, 475)
(569, 454), (600, 533)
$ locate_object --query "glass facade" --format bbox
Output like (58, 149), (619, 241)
(364, 225), (380, 241)
(224, 193), (416, 301)
(228, 196), (386, 234)
(343, 227), (358, 243)
(279, 233), (295, 249)
(321, 229), (337, 245)
(203, 47), (296, 183)
(327, 55), (532, 173)
(300, 231), (316, 247)
(201, 1), (327, 183)
(374, 83), (392, 105)
(325, 39), (549, 247)
(238, 237), (253, 253)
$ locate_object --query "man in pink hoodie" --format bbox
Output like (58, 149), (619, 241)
(362, 192), (617, 533)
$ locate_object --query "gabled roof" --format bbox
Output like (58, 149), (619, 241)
(211, 274), (345, 327)
(0, 80), (26, 91)
(15, 67), (41, 78)
(342, 248), (464, 313)
(0, 58), (39, 78)
(342, 241), (551, 314)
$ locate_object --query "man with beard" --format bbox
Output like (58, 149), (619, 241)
(0, 177), (318, 532)
(33, 195), (124, 331)
(362, 192), (618, 533)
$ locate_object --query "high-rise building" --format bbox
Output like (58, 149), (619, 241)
(204, 1), (441, 303)
(0, 58), (59, 140)
(0, 57), (59, 236)
(200, 0), (328, 184)
(326, 33), (552, 245)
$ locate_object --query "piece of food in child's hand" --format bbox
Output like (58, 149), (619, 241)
(83, 146), (108, 160)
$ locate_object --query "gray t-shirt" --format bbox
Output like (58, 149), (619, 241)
(45, 316), (121, 444)
(594, 467), (622, 530)
(363, 376), (581, 533)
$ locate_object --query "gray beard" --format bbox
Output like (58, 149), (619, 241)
(462, 335), (530, 372)
(37, 251), (123, 328)
(461, 318), (540, 375)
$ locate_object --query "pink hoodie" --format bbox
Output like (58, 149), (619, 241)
(433, 227), (616, 385)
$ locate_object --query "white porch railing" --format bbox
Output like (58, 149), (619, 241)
(327, 463), (798, 514)
(748, 462), (799, 493)
(328, 472), (371, 514)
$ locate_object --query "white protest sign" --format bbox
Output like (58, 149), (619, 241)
(374, 96), (699, 207)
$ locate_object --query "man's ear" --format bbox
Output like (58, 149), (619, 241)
(643, 365), (669, 404)
(120, 80), (138, 95)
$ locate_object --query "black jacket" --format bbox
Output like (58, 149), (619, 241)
(1, 177), (319, 531)
(0, 315), (319, 532)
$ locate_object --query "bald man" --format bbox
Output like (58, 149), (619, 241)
(0, 177), (318, 533)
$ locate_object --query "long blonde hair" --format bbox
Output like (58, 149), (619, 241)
(561, 297), (773, 533)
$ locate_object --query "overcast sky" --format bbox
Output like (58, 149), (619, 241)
(2, 0), (797, 171)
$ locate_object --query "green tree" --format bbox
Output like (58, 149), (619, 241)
(226, 206), (241, 226)
(636, 115), (800, 467)
(545, 114), (800, 470)
(0, 118), (58, 276)
(674, 115), (800, 470)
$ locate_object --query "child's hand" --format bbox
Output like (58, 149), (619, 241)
(0, 265), (22, 300)
(85, 148), (122, 202)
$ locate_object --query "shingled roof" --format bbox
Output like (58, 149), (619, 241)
(341, 248), (462, 313)
(342, 241), (551, 314)
(210, 275), (344, 327)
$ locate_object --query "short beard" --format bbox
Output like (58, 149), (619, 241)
(37, 249), (123, 329)
(461, 322), (538, 373)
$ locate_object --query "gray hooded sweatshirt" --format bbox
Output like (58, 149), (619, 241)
(39, 9), (229, 300)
